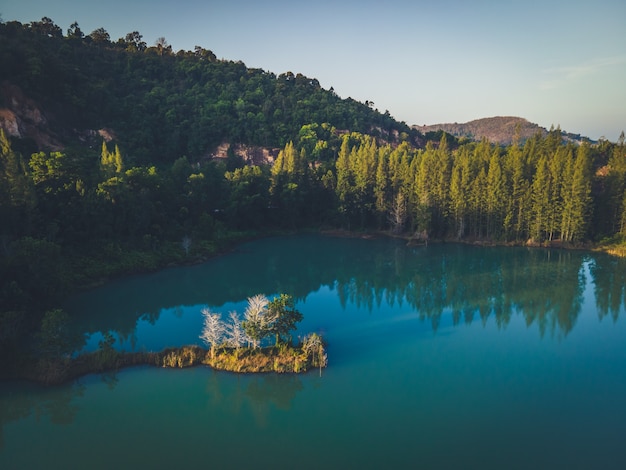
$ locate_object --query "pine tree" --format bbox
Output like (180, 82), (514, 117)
(546, 146), (568, 240)
(335, 135), (355, 225)
(449, 149), (469, 239)
(562, 144), (592, 241)
(485, 147), (506, 239)
(100, 141), (124, 177)
(374, 145), (390, 226)
(531, 156), (551, 241)
(504, 141), (530, 240)
(113, 144), (124, 173)
(470, 166), (488, 238)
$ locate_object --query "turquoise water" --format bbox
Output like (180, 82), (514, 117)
(2, 235), (626, 469)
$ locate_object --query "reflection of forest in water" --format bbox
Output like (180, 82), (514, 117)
(0, 380), (85, 450)
(64, 235), (626, 344)
(335, 246), (617, 337)
(0, 370), (312, 450)
(5, 236), (626, 445)
(204, 372), (310, 428)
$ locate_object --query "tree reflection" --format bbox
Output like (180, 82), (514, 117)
(245, 375), (304, 427)
(591, 254), (626, 322)
(204, 372), (304, 428)
(63, 235), (626, 344)
(334, 244), (590, 337)
(0, 381), (85, 449)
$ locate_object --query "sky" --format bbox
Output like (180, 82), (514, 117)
(2, 0), (626, 141)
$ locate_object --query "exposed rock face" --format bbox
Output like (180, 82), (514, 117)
(0, 81), (63, 150)
(0, 81), (123, 152)
(0, 108), (20, 137)
(0, 82), (281, 163)
(211, 142), (279, 165)
(97, 128), (116, 142)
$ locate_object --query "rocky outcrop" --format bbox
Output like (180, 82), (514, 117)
(0, 81), (64, 150)
(210, 142), (280, 165)
(0, 81), (123, 152)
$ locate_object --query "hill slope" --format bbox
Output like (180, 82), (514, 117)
(414, 116), (595, 145)
(414, 117), (546, 144)
(0, 18), (417, 164)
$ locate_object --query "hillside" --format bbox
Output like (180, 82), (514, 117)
(0, 18), (418, 165)
(414, 116), (594, 145)
(414, 117), (546, 144)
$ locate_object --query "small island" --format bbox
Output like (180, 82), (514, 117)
(24, 294), (327, 385)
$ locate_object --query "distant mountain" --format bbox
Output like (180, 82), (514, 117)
(413, 116), (593, 145)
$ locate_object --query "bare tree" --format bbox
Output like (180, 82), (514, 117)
(155, 37), (171, 56)
(224, 311), (247, 350)
(199, 308), (224, 358)
(301, 333), (327, 375)
(242, 294), (277, 348)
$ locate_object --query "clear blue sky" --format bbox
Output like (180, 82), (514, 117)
(2, 0), (625, 141)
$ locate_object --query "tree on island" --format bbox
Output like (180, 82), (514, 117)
(241, 294), (273, 348)
(200, 294), (304, 352)
(199, 309), (225, 359)
(224, 311), (247, 350)
(267, 293), (303, 345)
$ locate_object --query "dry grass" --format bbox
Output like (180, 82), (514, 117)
(206, 346), (309, 373)
(20, 342), (327, 385)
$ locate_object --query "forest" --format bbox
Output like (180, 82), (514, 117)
(1, 18), (626, 376)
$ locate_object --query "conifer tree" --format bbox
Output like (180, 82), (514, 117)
(449, 153), (466, 238)
(335, 135), (354, 224)
(374, 145), (390, 226)
(100, 141), (124, 177)
(531, 156), (551, 241)
(486, 147), (506, 239)
(470, 166), (488, 238)
(562, 144), (592, 241)
(504, 140), (530, 240)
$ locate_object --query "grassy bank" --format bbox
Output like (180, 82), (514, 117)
(12, 342), (328, 386)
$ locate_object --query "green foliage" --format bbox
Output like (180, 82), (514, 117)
(241, 294), (272, 348)
(241, 294), (303, 347)
(100, 141), (124, 176)
(268, 294), (303, 345)
(36, 309), (83, 357)
(0, 19), (415, 164)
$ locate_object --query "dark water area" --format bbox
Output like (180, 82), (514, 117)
(2, 234), (626, 469)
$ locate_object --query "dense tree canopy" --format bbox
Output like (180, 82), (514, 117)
(0, 18), (414, 165)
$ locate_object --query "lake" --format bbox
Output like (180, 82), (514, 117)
(2, 234), (626, 469)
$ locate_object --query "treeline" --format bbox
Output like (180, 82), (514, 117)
(326, 130), (626, 242)
(2, 127), (625, 315)
(0, 18), (415, 164)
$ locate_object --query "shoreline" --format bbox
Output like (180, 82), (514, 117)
(321, 228), (611, 253)
(5, 343), (328, 386)
(4, 228), (622, 386)
(72, 228), (625, 295)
